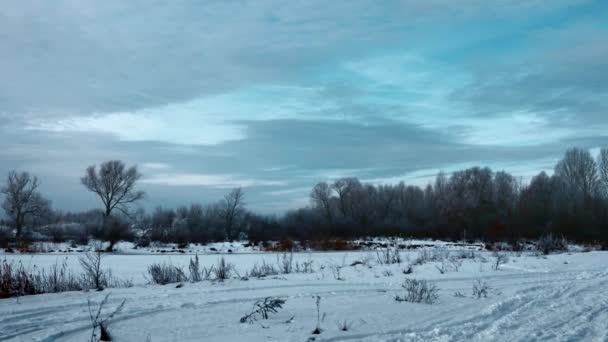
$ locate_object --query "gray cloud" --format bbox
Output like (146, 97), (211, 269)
(0, 0), (586, 118)
(4, 117), (606, 213)
(0, 0), (604, 214)
(453, 23), (608, 131)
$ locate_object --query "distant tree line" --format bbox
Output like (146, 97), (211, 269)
(2, 147), (608, 248)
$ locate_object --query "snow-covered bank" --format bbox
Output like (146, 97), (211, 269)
(1, 251), (607, 341)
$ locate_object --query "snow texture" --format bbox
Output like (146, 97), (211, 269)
(1, 247), (607, 341)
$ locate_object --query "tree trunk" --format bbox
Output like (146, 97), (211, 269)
(14, 212), (24, 240)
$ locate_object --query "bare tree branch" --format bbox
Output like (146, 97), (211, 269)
(81, 160), (145, 219)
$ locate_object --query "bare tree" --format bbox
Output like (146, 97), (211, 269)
(598, 146), (608, 196)
(81, 160), (144, 219)
(310, 182), (333, 221)
(219, 188), (245, 241)
(331, 177), (360, 217)
(555, 148), (599, 197)
(1, 171), (50, 239)
(79, 249), (107, 290)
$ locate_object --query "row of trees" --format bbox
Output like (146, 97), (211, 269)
(300, 147), (608, 242)
(2, 147), (608, 247)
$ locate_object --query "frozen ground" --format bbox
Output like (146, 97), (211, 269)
(1, 249), (607, 341)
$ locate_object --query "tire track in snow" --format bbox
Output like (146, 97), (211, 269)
(317, 270), (608, 342)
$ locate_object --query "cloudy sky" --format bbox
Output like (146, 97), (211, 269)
(1, 0), (607, 214)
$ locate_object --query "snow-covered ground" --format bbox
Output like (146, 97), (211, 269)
(1, 249), (607, 341)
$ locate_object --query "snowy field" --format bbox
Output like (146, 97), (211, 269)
(1, 248), (608, 341)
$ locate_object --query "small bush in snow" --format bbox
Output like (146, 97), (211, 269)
(536, 234), (568, 255)
(492, 251), (509, 271)
(1, 259), (39, 297)
(277, 252), (294, 274)
(472, 279), (491, 299)
(402, 265), (413, 274)
(189, 255), (202, 282)
(247, 260), (279, 278)
(337, 319), (351, 332)
(239, 297), (286, 323)
(329, 263), (343, 281)
(376, 245), (402, 265)
(1, 258), (84, 297)
(214, 257), (234, 281)
(413, 248), (449, 265)
(147, 263), (186, 285)
(79, 250), (108, 290)
(454, 250), (477, 260)
(295, 260), (314, 273)
(448, 257), (462, 272)
(395, 279), (439, 304)
(435, 262), (447, 274)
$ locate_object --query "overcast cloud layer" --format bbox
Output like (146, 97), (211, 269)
(1, 0), (607, 213)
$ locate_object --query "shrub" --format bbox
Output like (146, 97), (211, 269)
(376, 245), (401, 264)
(435, 262), (447, 274)
(536, 234), (568, 255)
(413, 248), (449, 265)
(472, 279), (491, 299)
(79, 250), (108, 290)
(454, 250), (477, 260)
(329, 264), (343, 281)
(277, 252), (294, 274)
(295, 260), (314, 273)
(214, 257), (234, 281)
(395, 279), (439, 304)
(147, 263), (186, 285)
(1, 258), (83, 298)
(247, 260), (279, 278)
(189, 255), (202, 282)
(492, 251), (509, 271)
(382, 270), (394, 277)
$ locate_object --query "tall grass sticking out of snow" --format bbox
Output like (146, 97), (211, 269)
(147, 263), (186, 285)
(1, 258), (83, 298)
(189, 255), (202, 282)
(247, 260), (279, 278)
(312, 295), (323, 334)
(214, 257), (234, 282)
(376, 245), (402, 264)
(277, 252), (294, 274)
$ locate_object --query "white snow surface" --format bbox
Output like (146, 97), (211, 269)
(1, 249), (607, 341)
